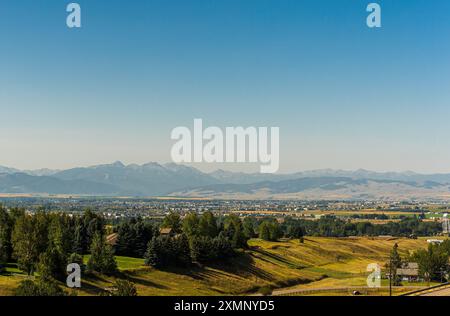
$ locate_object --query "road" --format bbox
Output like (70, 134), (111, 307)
(420, 287), (450, 296)
(271, 286), (425, 296)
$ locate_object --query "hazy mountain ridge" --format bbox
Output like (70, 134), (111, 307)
(0, 173), (121, 195)
(170, 177), (450, 200)
(50, 161), (218, 196)
(1, 162), (450, 199)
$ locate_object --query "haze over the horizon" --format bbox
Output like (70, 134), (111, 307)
(0, 160), (447, 176)
(2, 0), (450, 173)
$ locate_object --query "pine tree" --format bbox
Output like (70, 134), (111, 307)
(389, 243), (402, 285)
(213, 234), (234, 259)
(182, 213), (200, 238)
(134, 221), (150, 258)
(144, 237), (161, 268)
(199, 212), (218, 238)
(174, 234), (191, 266)
(115, 222), (133, 256)
(161, 212), (182, 233)
(224, 215), (248, 249)
(189, 236), (201, 263)
(72, 222), (84, 255)
(258, 221), (281, 241)
(0, 206), (12, 264)
(242, 217), (256, 239)
(83, 209), (105, 251)
(48, 214), (74, 261)
(101, 243), (118, 274)
(87, 232), (117, 275)
(259, 222), (271, 241)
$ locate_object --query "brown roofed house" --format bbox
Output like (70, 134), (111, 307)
(159, 227), (174, 237)
(396, 262), (422, 282)
(106, 233), (119, 246)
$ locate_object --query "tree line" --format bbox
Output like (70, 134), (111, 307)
(288, 216), (441, 238)
(117, 212), (250, 268)
(228, 215), (441, 242)
(0, 206), (118, 295)
(1, 204), (445, 295)
(388, 241), (450, 284)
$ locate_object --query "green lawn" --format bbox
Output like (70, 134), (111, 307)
(2, 263), (24, 275)
(82, 255), (146, 271)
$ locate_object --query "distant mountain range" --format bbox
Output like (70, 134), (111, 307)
(1, 162), (450, 200)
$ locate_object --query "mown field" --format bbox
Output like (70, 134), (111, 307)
(0, 237), (438, 296)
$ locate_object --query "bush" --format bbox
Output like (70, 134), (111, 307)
(114, 280), (138, 296)
(15, 278), (67, 296)
(259, 286), (273, 296)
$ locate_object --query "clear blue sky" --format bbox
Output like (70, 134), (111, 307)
(1, 0), (450, 173)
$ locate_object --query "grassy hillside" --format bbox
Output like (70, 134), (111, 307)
(0, 237), (436, 296)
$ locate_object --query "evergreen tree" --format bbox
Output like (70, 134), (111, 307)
(213, 234), (234, 259)
(259, 222), (271, 241)
(190, 236), (214, 262)
(389, 243), (402, 285)
(144, 236), (162, 268)
(0, 205), (12, 264)
(242, 217), (256, 239)
(83, 209), (105, 252)
(174, 234), (192, 267)
(199, 212), (218, 238)
(286, 224), (304, 239)
(34, 211), (50, 254)
(48, 214), (74, 260)
(87, 232), (117, 275)
(182, 213), (200, 238)
(258, 220), (282, 241)
(134, 220), (153, 258)
(72, 220), (85, 255)
(115, 219), (155, 258)
(145, 235), (191, 268)
(115, 222), (134, 256)
(161, 212), (182, 233)
(224, 215), (248, 249)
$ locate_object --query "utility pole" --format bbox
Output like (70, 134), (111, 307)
(389, 259), (392, 297)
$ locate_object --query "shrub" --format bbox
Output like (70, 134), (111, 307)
(259, 286), (273, 296)
(114, 280), (138, 296)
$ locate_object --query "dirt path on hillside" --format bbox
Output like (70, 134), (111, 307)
(271, 285), (426, 296)
(420, 287), (450, 296)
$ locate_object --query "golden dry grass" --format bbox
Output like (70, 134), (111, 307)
(0, 237), (435, 296)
